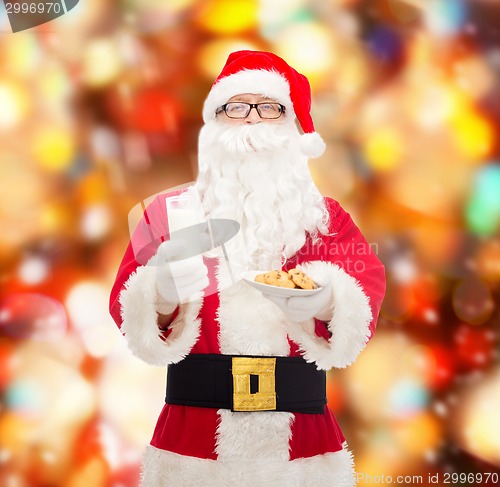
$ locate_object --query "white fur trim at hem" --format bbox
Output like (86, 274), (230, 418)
(286, 261), (373, 370)
(202, 69), (294, 123)
(141, 443), (355, 487)
(119, 265), (202, 365)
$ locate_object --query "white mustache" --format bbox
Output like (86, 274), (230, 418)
(205, 121), (294, 154)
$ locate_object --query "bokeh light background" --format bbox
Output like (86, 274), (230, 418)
(1, 0), (500, 485)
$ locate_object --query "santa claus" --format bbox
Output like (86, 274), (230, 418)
(109, 50), (386, 487)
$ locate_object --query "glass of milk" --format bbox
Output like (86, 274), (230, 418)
(165, 188), (208, 264)
(165, 188), (236, 293)
(166, 190), (205, 234)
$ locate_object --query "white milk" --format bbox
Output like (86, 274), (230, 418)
(165, 194), (206, 304)
(167, 207), (203, 233)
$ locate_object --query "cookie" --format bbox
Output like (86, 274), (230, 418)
(254, 270), (296, 288)
(288, 269), (317, 290)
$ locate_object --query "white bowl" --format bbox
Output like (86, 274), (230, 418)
(240, 270), (322, 297)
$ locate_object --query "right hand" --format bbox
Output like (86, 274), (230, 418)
(154, 239), (209, 306)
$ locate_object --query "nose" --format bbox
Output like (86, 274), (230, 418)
(245, 106), (261, 124)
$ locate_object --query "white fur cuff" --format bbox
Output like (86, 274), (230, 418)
(286, 261), (373, 370)
(119, 265), (203, 365)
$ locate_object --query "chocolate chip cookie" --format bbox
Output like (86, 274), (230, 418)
(254, 270), (296, 288)
(288, 269), (318, 290)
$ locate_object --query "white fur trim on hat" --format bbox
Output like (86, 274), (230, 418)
(202, 69), (294, 123)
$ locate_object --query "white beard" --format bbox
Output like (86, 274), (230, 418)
(194, 120), (328, 271)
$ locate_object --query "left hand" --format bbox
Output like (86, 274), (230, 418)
(262, 281), (333, 322)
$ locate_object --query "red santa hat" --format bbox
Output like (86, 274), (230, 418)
(202, 50), (326, 158)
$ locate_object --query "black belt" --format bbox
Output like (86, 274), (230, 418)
(166, 354), (326, 414)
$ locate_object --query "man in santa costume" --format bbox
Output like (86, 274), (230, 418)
(110, 50), (385, 486)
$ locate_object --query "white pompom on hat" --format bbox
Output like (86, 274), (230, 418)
(202, 50), (326, 158)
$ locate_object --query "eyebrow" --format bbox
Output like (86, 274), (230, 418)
(227, 96), (278, 103)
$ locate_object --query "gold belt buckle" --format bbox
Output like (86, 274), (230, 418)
(231, 357), (276, 412)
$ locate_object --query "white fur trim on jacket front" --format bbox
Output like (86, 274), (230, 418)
(202, 69), (294, 123)
(141, 442), (355, 487)
(215, 409), (293, 461)
(216, 273), (291, 356)
(214, 263), (295, 463)
(286, 261), (373, 370)
(119, 264), (203, 366)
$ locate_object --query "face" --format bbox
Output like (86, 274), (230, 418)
(216, 93), (286, 125)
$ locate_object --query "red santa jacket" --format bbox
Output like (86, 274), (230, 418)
(109, 193), (385, 486)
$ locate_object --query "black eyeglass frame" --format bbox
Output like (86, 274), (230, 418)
(216, 102), (286, 119)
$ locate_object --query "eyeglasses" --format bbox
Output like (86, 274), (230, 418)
(216, 102), (286, 119)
